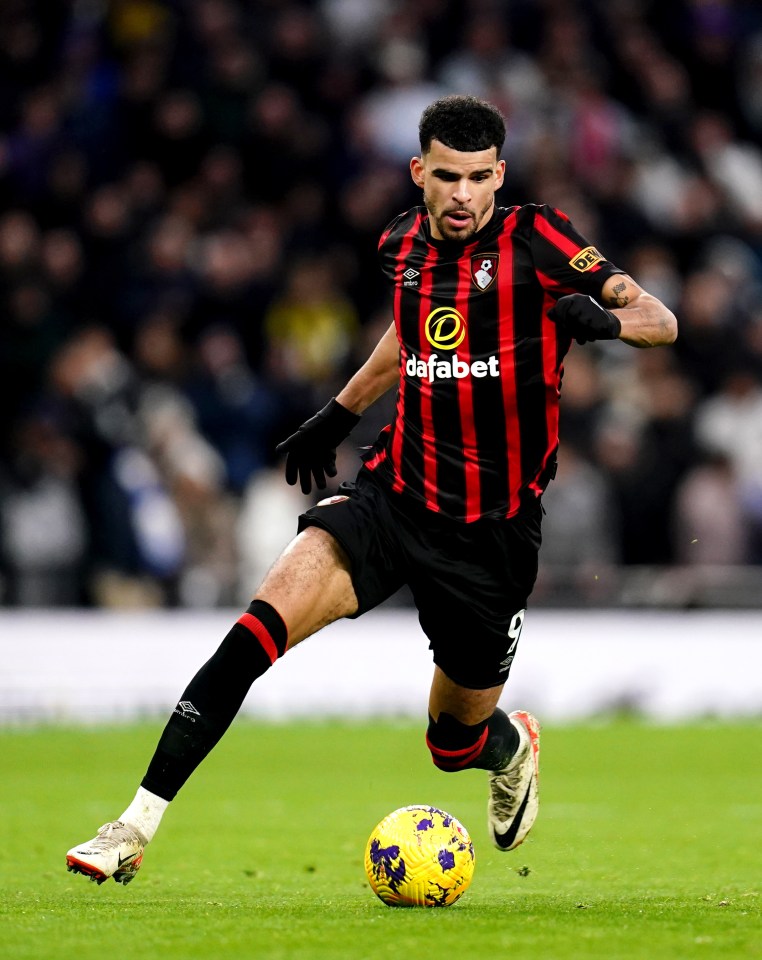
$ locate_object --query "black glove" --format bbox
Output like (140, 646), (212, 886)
(275, 398), (361, 495)
(548, 293), (621, 344)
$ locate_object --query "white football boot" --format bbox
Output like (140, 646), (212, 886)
(488, 710), (541, 851)
(66, 821), (146, 885)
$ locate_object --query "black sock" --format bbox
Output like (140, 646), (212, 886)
(141, 600), (287, 800)
(474, 708), (520, 770)
(427, 708), (520, 772)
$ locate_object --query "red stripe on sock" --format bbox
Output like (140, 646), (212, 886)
(237, 613), (280, 665)
(429, 746), (482, 770)
(426, 727), (489, 769)
(426, 726), (488, 758)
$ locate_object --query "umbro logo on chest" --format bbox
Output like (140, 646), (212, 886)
(400, 255), (499, 291)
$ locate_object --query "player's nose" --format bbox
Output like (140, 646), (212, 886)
(453, 179), (471, 203)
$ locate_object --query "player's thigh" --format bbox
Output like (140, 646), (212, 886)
(411, 505), (540, 689)
(255, 526), (358, 649)
(298, 475), (406, 619)
(428, 665), (505, 725)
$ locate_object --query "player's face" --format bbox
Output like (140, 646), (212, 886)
(410, 140), (505, 242)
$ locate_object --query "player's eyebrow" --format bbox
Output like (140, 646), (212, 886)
(431, 167), (493, 179)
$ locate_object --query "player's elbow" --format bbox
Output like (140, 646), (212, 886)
(643, 293), (678, 345)
(620, 308), (678, 349)
(660, 309), (678, 345)
(638, 298), (678, 347)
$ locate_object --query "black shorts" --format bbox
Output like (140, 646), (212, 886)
(298, 470), (542, 689)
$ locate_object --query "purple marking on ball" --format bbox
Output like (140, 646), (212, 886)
(369, 839), (406, 891)
(369, 839), (400, 864)
(438, 849), (456, 871)
(416, 818), (434, 831)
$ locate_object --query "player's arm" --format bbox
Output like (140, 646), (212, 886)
(276, 322), (399, 493)
(548, 275), (677, 348)
(336, 321), (399, 413)
(599, 274), (677, 348)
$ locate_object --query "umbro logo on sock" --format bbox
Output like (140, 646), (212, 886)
(174, 701), (200, 721)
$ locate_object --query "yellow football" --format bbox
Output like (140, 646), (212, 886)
(364, 805), (475, 907)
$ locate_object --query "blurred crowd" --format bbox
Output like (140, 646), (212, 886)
(1, 0), (762, 608)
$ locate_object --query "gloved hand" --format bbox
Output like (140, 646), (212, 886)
(548, 293), (621, 344)
(275, 398), (361, 494)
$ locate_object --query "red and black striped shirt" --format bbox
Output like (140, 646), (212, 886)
(363, 203), (624, 522)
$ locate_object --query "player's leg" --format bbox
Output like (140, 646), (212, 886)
(66, 527), (358, 884)
(135, 526), (357, 802)
(426, 665), (518, 772)
(425, 665), (540, 852)
(256, 525), (359, 649)
(406, 497), (543, 853)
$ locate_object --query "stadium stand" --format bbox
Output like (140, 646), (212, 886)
(1, 0), (762, 608)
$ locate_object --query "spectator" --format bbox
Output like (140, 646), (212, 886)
(0, 411), (87, 605)
(693, 367), (762, 559)
(263, 256), (359, 390)
(673, 453), (749, 565)
(538, 442), (619, 598)
(354, 38), (445, 164)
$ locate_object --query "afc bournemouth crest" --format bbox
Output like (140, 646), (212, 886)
(471, 254), (499, 291)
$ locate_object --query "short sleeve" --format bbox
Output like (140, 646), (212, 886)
(531, 205), (624, 298)
(377, 210), (415, 285)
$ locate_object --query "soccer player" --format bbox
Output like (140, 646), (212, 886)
(66, 95), (677, 884)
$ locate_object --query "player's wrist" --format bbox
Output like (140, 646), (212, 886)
(596, 301), (621, 338)
(322, 398), (362, 433)
(548, 293), (621, 342)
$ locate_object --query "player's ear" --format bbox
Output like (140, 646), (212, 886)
(495, 159), (505, 189)
(410, 156), (425, 188)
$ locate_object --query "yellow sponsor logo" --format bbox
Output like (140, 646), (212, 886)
(569, 246), (603, 272)
(424, 306), (466, 350)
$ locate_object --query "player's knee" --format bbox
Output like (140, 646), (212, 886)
(425, 712), (489, 772)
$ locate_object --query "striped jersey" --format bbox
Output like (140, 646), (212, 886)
(362, 203), (624, 522)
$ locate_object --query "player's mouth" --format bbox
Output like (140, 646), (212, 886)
(443, 209), (473, 229)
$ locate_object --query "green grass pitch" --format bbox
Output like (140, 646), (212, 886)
(1, 718), (759, 959)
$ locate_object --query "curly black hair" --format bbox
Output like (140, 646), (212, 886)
(418, 95), (506, 154)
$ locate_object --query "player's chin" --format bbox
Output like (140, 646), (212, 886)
(439, 220), (476, 241)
